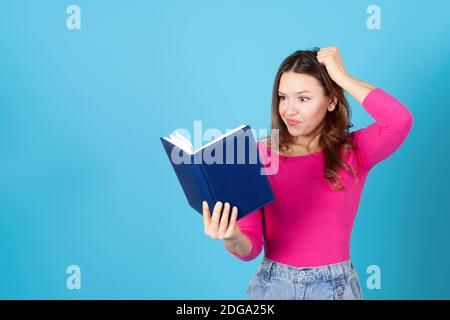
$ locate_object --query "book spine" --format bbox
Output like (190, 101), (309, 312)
(190, 155), (216, 210)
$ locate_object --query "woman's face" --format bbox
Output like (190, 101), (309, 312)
(278, 71), (337, 143)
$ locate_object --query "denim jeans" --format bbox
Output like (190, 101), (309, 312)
(247, 256), (364, 300)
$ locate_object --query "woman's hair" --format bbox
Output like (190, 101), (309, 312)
(262, 47), (360, 191)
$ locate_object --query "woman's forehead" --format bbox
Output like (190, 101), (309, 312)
(279, 72), (322, 93)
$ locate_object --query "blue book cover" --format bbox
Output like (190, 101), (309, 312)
(160, 124), (274, 220)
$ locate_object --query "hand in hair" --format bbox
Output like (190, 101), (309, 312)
(316, 46), (349, 84)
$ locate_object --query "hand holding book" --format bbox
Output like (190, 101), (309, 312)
(203, 200), (253, 257)
(160, 124), (274, 220)
(202, 201), (240, 240)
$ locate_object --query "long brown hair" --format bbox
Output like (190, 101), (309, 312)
(262, 48), (360, 191)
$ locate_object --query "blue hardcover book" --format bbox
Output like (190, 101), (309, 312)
(160, 124), (274, 220)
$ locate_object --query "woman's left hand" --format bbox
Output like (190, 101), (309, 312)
(316, 46), (349, 84)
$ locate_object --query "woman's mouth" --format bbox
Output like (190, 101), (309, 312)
(286, 118), (302, 126)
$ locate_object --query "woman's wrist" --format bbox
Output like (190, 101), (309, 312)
(334, 74), (376, 104)
(224, 228), (252, 256)
(333, 73), (355, 89)
(225, 227), (243, 243)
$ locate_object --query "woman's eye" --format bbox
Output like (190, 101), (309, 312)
(278, 96), (308, 102)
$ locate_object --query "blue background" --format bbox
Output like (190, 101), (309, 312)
(1, 0), (449, 299)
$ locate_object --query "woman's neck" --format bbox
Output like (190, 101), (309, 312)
(288, 135), (322, 155)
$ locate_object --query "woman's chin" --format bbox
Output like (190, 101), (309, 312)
(287, 127), (302, 136)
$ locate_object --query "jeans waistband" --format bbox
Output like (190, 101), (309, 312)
(259, 256), (355, 283)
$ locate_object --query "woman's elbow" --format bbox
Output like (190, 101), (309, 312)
(404, 109), (414, 133)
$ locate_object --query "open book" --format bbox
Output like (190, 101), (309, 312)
(160, 124), (274, 219)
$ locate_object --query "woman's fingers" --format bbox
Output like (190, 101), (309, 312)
(317, 47), (339, 61)
(318, 46), (338, 53)
(317, 51), (334, 59)
(217, 202), (231, 238)
(203, 201), (239, 240)
(202, 201), (211, 232)
(227, 207), (238, 231)
(317, 51), (334, 58)
(225, 206), (239, 237)
(210, 201), (223, 232)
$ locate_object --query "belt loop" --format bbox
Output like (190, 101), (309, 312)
(344, 261), (350, 275)
(268, 261), (275, 281)
(328, 263), (339, 280)
(341, 262), (347, 276)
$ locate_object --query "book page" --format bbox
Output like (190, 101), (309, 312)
(163, 134), (193, 154)
(195, 124), (246, 153)
(162, 124), (246, 154)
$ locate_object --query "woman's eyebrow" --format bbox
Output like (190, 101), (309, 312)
(278, 90), (311, 95)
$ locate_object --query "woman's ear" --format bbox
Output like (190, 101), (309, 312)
(328, 96), (338, 112)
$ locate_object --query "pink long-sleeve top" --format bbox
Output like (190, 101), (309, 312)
(225, 88), (414, 267)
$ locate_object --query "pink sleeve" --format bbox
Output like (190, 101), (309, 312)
(354, 88), (414, 171)
(224, 206), (264, 262)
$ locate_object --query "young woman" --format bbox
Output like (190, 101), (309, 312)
(202, 46), (414, 300)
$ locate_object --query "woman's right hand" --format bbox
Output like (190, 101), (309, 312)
(203, 201), (240, 240)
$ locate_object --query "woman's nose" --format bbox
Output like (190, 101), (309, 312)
(287, 101), (299, 115)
